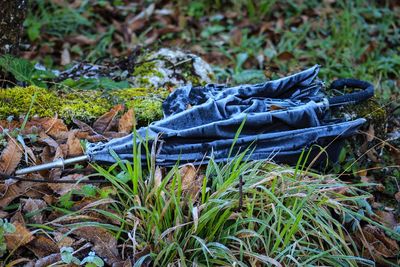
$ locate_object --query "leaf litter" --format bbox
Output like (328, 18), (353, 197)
(0, 99), (399, 266)
(1, 1), (400, 264)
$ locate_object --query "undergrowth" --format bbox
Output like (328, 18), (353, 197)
(47, 135), (400, 266)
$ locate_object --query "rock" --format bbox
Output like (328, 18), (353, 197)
(129, 48), (215, 88)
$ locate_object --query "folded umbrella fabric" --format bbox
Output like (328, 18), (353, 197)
(86, 65), (371, 166)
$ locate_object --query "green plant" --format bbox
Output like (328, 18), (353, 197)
(0, 55), (55, 87)
(24, 0), (91, 41)
(0, 219), (16, 257)
(60, 246), (81, 265)
(52, 132), (398, 266)
(81, 251), (104, 267)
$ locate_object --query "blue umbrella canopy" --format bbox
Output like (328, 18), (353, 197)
(15, 65), (374, 175)
(86, 65), (372, 166)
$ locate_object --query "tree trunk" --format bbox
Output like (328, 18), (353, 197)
(0, 0), (28, 55)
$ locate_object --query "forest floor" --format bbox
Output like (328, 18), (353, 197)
(0, 0), (399, 266)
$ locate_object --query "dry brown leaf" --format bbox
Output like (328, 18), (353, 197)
(0, 210), (8, 218)
(230, 28), (242, 46)
(26, 235), (59, 258)
(103, 131), (129, 138)
(270, 104), (285, 111)
(375, 210), (397, 227)
(93, 105), (124, 133)
(154, 166), (163, 190)
(355, 225), (399, 260)
(48, 174), (85, 195)
(0, 138), (23, 175)
(0, 180), (34, 208)
(66, 35), (96, 45)
(42, 193), (57, 205)
(112, 259), (133, 267)
(37, 117), (69, 140)
(366, 124), (375, 142)
(128, 18), (146, 32)
(277, 51), (294, 61)
(22, 198), (47, 224)
(72, 118), (99, 135)
(66, 131), (83, 157)
(39, 132), (60, 163)
(74, 226), (121, 265)
(118, 108), (136, 133)
(34, 253), (61, 267)
(86, 134), (108, 142)
(5, 221), (34, 250)
(53, 232), (75, 248)
(179, 164), (201, 199)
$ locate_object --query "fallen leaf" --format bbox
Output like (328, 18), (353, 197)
(374, 210), (398, 229)
(48, 174), (85, 195)
(34, 253), (61, 267)
(230, 28), (242, 46)
(53, 232), (75, 248)
(73, 118), (99, 135)
(26, 235), (59, 258)
(366, 124), (375, 142)
(74, 226), (121, 265)
(118, 108), (136, 133)
(5, 221), (34, 250)
(0, 180), (34, 207)
(112, 259), (133, 267)
(277, 51), (294, 61)
(154, 166), (162, 190)
(37, 117), (69, 140)
(66, 131), (83, 156)
(93, 105), (124, 133)
(354, 224), (399, 260)
(66, 35), (96, 45)
(0, 138), (23, 175)
(22, 198), (47, 224)
(270, 104), (285, 111)
(179, 164), (201, 199)
(0, 210), (8, 218)
(128, 18), (146, 32)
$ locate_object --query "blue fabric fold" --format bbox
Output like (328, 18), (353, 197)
(86, 65), (365, 166)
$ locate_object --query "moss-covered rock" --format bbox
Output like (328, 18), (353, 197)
(342, 98), (387, 138)
(0, 86), (167, 124)
(129, 48), (215, 88)
(0, 49), (215, 125)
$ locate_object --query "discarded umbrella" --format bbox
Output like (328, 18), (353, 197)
(15, 65), (374, 175)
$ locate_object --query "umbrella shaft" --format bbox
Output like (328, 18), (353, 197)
(15, 155), (89, 175)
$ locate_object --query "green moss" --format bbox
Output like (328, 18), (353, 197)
(132, 61), (164, 87)
(0, 86), (168, 124)
(109, 87), (168, 124)
(59, 90), (112, 122)
(0, 86), (61, 119)
(343, 98), (387, 137)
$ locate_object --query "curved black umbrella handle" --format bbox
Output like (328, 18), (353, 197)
(328, 78), (374, 107)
